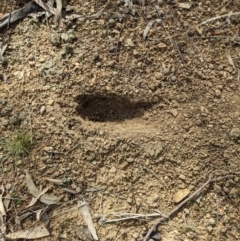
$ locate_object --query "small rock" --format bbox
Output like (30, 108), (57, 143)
(0, 98), (6, 105)
(229, 127), (240, 139)
(154, 72), (163, 79)
(127, 158), (134, 163)
(173, 188), (190, 203)
(208, 218), (216, 226)
(215, 89), (221, 97)
(132, 232), (139, 239)
(16, 160), (22, 166)
(125, 39), (134, 47)
(223, 186), (230, 193)
(39, 58), (45, 63)
(127, 198), (132, 204)
(48, 99), (54, 106)
(61, 30), (76, 43)
(207, 226), (213, 233)
(108, 45), (115, 52)
(93, 53), (100, 61)
(2, 119), (9, 127)
(179, 174), (186, 180)
(51, 33), (61, 47)
(13, 71), (24, 80)
(208, 64), (214, 69)
(10, 116), (19, 125)
(107, 60), (115, 67)
(214, 184), (222, 193)
(163, 66), (171, 75)
(155, 146), (163, 157)
(229, 187), (237, 196)
(40, 106), (46, 115)
(170, 109), (178, 117)
(109, 166), (116, 173)
(108, 19), (115, 28)
(5, 183), (12, 190)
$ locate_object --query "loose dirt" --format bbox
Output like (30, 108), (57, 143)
(0, 0), (240, 240)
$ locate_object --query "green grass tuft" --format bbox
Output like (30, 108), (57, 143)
(6, 132), (31, 158)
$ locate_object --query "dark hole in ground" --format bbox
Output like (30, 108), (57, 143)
(75, 93), (153, 122)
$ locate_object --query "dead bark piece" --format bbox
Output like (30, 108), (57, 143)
(34, 0), (58, 16)
(78, 201), (98, 240)
(6, 223), (49, 239)
(45, 178), (64, 185)
(0, 36), (9, 59)
(55, 0), (63, 24)
(0, 1), (43, 31)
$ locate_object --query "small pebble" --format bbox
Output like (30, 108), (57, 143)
(208, 218), (215, 226)
(40, 106), (46, 115)
(132, 232), (139, 239)
(0, 98), (6, 105)
(5, 183), (12, 190)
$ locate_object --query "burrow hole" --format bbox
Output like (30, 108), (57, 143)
(75, 93), (154, 122)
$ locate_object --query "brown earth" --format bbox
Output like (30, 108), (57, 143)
(0, 0), (240, 240)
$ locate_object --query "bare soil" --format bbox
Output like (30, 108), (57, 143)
(0, 0), (240, 240)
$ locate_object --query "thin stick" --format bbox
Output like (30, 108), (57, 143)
(65, 143), (79, 155)
(199, 12), (240, 26)
(142, 175), (212, 241)
(105, 213), (165, 223)
(142, 173), (240, 241)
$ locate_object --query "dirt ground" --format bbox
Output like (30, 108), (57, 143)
(1, 0), (240, 240)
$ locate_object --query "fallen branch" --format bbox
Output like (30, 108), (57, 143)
(0, 1), (43, 31)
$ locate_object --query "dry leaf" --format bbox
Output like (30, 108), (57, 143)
(78, 201), (98, 240)
(195, 26), (203, 35)
(173, 188), (190, 203)
(27, 187), (48, 207)
(24, 170), (60, 205)
(6, 223), (49, 239)
(143, 20), (155, 40)
(76, 226), (94, 241)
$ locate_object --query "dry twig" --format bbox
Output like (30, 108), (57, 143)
(142, 175), (212, 241)
(199, 11), (240, 26)
(142, 174), (240, 241)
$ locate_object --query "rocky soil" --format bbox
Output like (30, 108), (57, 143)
(0, 0), (240, 240)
